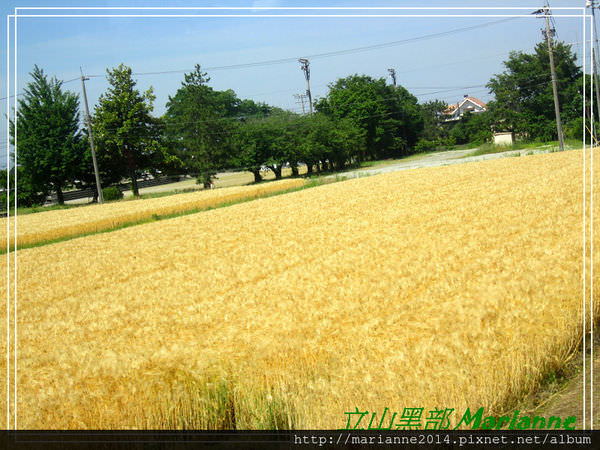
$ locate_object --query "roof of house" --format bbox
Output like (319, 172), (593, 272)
(443, 96), (487, 115)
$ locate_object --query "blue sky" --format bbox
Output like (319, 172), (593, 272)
(0, 1), (593, 167)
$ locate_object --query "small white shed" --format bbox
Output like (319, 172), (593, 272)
(493, 132), (515, 146)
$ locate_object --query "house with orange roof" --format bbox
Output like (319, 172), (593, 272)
(443, 95), (487, 122)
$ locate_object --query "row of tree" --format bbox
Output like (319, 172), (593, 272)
(427, 41), (587, 147)
(4, 39), (589, 206)
(6, 63), (426, 205)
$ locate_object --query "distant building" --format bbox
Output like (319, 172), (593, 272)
(443, 95), (487, 122)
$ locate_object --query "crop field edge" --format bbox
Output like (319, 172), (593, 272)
(4, 149), (597, 429)
(502, 324), (599, 418)
(0, 176), (337, 254)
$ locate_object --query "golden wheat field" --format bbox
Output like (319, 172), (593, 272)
(0, 177), (306, 250)
(0, 149), (598, 429)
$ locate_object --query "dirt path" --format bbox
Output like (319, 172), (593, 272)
(534, 354), (600, 429)
(331, 147), (550, 179)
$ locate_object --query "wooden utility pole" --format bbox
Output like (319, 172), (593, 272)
(299, 58), (313, 114)
(541, 5), (565, 151)
(80, 68), (104, 203)
(294, 93), (308, 115)
(388, 68), (397, 87)
(587, 1), (600, 137)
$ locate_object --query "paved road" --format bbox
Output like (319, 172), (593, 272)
(328, 146), (561, 180)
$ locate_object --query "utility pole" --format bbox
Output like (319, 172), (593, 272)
(537, 4), (565, 151)
(80, 68), (104, 203)
(587, 1), (600, 140)
(298, 58), (313, 114)
(294, 93), (308, 115)
(387, 68), (397, 87)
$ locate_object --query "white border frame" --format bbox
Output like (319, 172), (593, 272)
(4, 5), (594, 432)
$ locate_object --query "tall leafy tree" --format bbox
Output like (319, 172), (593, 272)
(230, 114), (284, 182)
(449, 110), (493, 145)
(315, 74), (422, 160)
(231, 112), (365, 180)
(260, 113), (296, 179)
(93, 64), (167, 196)
(237, 98), (272, 118)
(230, 120), (263, 183)
(298, 114), (365, 172)
(9, 65), (86, 205)
(486, 41), (582, 141)
(420, 99), (450, 141)
(0, 166), (43, 210)
(165, 65), (239, 187)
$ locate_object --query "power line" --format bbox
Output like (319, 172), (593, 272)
(3, 22), (587, 118)
(1, 57), (576, 147)
(1, 73), (570, 143)
(0, 77), (83, 101)
(65, 77), (573, 139)
(3, 38), (584, 105)
(1, 16), (520, 104)
(0, 68), (569, 142)
(78, 17), (519, 79)
(247, 45), (578, 98)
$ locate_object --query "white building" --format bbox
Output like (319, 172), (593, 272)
(443, 95), (487, 122)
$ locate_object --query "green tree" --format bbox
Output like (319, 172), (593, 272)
(165, 65), (255, 187)
(561, 73), (595, 140)
(93, 64), (166, 196)
(237, 98), (272, 118)
(231, 114), (287, 182)
(300, 114), (365, 172)
(261, 113), (298, 179)
(231, 111), (365, 180)
(0, 166), (46, 209)
(316, 74), (423, 161)
(230, 120), (264, 183)
(449, 110), (493, 145)
(486, 41), (581, 141)
(9, 65), (86, 205)
(420, 99), (450, 141)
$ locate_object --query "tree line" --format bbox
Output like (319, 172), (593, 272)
(3, 39), (588, 207)
(426, 41), (588, 148)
